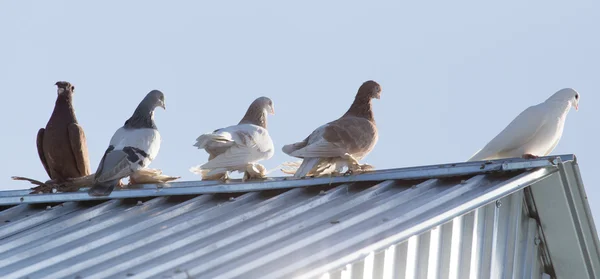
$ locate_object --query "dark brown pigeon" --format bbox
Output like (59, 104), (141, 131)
(37, 81), (91, 183)
(282, 80), (381, 177)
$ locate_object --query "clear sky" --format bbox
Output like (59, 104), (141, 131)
(1, 1), (598, 227)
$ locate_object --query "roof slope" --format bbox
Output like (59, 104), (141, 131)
(0, 155), (597, 279)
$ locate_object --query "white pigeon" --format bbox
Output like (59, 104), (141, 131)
(468, 88), (579, 162)
(88, 90), (165, 196)
(192, 96), (275, 180)
(282, 80), (381, 178)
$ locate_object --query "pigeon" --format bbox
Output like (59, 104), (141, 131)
(37, 81), (91, 184)
(282, 80), (381, 178)
(88, 90), (165, 196)
(468, 88), (580, 162)
(192, 96), (275, 180)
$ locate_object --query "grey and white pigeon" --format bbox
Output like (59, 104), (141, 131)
(191, 96), (275, 180)
(468, 88), (580, 162)
(88, 90), (166, 196)
(37, 81), (91, 184)
(282, 80), (381, 178)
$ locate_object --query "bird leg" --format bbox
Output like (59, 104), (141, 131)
(202, 172), (229, 181)
(522, 154), (539, 159)
(341, 154), (375, 176)
(16, 175), (94, 194)
(243, 164), (268, 181)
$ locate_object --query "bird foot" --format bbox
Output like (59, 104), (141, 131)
(243, 164), (268, 181)
(202, 172), (229, 181)
(280, 161), (302, 175)
(344, 163), (375, 176)
(522, 154), (539, 160)
(128, 168), (180, 185)
(341, 153), (360, 166)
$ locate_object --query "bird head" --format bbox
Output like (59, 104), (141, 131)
(145, 90), (166, 110)
(55, 81), (75, 96)
(548, 88), (580, 111)
(357, 80), (381, 100)
(254, 96), (275, 115)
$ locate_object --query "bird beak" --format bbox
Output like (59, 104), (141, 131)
(161, 101), (166, 110)
(375, 93), (381, 100)
(269, 105), (275, 115)
(575, 103), (578, 111)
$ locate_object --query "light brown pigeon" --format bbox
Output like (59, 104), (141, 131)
(468, 88), (580, 161)
(282, 80), (381, 178)
(37, 81), (91, 183)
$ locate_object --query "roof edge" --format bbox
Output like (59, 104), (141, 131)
(0, 154), (575, 206)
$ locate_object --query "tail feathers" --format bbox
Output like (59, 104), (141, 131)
(194, 133), (233, 149)
(294, 158), (323, 178)
(88, 180), (118, 197)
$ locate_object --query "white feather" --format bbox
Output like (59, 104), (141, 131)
(110, 127), (161, 165)
(469, 91), (576, 161)
(195, 124), (274, 174)
(95, 127), (161, 183)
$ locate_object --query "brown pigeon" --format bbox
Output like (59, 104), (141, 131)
(37, 81), (91, 183)
(282, 80), (381, 178)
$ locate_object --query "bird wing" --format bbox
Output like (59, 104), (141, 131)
(200, 125), (274, 170)
(290, 117), (378, 158)
(94, 127), (161, 182)
(94, 148), (134, 183)
(282, 136), (309, 156)
(36, 128), (52, 178)
(469, 104), (547, 161)
(68, 123), (91, 176)
(194, 129), (236, 160)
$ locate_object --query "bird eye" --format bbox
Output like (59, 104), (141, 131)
(575, 94), (579, 100)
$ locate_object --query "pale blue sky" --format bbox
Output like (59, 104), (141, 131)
(1, 1), (598, 226)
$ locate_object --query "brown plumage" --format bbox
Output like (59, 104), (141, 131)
(282, 80), (381, 177)
(36, 81), (91, 183)
(238, 96), (273, 129)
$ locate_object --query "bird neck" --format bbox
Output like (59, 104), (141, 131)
(343, 95), (374, 121)
(52, 94), (78, 122)
(239, 108), (267, 129)
(544, 98), (572, 117)
(124, 105), (157, 129)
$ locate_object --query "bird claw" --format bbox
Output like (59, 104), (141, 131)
(243, 164), (268, 181)
(128, 168), (180, 185)
(344, 163), (375, 176)
(522, 154), (539, 160)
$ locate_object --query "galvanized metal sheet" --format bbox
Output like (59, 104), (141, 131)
(0, 154), (595, 279)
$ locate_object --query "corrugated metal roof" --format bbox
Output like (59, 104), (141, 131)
(0, 154), (597, 279)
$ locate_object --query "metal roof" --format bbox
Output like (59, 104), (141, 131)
(0, 154), (597, 279)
